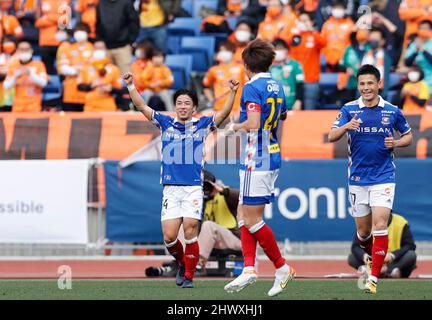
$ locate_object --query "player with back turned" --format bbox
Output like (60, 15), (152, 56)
(223, 39), (295, 297)
(123, 72), (239, 288)
(328, 64), (413, 294)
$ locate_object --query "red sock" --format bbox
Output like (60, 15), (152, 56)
(184, 238), (199, 280)
(251, 221), (285, 269)
(165, 239), (185, 266)
(357, 232), (373, 256)
(240, 224), (256, 268)
(371, 231), (389, 278)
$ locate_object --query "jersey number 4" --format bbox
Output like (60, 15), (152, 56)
(264, 97), (283, 130)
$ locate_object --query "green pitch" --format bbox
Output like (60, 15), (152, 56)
(0, 279), (431, 300)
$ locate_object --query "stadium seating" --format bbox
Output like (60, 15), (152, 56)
(167, 17), (202, 36)
(181, 0), (193, 16)
(166, 36), (181, 54)
(192, 0), (218, 18)
(199, 32), (229, 51)
(165, 54), (193, 90)
(179, 36), (216, 72)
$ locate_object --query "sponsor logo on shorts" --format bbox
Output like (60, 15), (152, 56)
(192, 199), (200, 207)
(384, 187), (392, 196)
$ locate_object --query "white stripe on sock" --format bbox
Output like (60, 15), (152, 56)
(249, 220), (265, 234)
(238, 220), (244, 228)
(373, 230), (388, 237)
(185, 236), (198, 244)
(164, 239), (178, 248)
(357, 232), (372, 241)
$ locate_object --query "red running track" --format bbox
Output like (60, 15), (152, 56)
(0, 259), (431, 279)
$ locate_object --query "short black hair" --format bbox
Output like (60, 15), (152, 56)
(272, 38), (289, 50)
(332, 0), (346, 8)
(74, 22), (91, 34)
(370, 27), (387, 40)
(173, 89), (199, 107)
(357, 64), (381, 82)
(419, 19), (432, 29)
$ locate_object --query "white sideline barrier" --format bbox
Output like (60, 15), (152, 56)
(0, 160), (89, 244)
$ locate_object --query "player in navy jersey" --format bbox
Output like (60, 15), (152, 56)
(123, 72), (240, 288)
(329, 64), (413, 294)
(223, 39), (295, 297)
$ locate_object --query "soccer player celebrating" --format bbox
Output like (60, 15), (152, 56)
(328, 64), (413, 294)
(123, 72), (240, 288)
(223, 39), (295, 297)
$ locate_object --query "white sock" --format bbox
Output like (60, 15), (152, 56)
(244, 266), (255, 272)
(276, 264), (289, 275)
(369, 275), (378, 283)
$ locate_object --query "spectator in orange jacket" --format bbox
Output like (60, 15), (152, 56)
(320, 1), (355, 72)
(399, 0), (432, 48)
(139, 49), (174, 111)
(0, 35), (18, 112)
(35, 0), (70, 75)
(77, 41), (123, 112)
(288, 12), (326, 110)
(58, 22), (94, 112)
(75, 0), (99, 41)
(203, 40), (245, 116)
(0, 0), (24, 40)
(402, 66), (430, 111)
(3, 40), (48, 112)
(257, 0), (296, 43)
(131, 40), (154, 93)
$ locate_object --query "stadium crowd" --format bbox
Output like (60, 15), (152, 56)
(0, 0), (430, 113)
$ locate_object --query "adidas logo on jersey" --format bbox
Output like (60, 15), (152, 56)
(374, 250), (386, 256)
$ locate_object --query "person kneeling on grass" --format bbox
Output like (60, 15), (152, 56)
(348, 211), (417, 278)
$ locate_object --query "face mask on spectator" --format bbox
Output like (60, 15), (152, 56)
(19, 51), (32, 63)
(3, 42), (16, 55)
(332, 8), (345, 19)
(135, 49), (144, 59)
(408, 71), (420, 83)
(267, 6), (282, 18)
(298, 22), (308, 32)
(417, 29), (431, 40)
(41, 1), (51, 13)
(216, 50), (233, 63)
(55, 30), (68, 42)
(93, 50), (107, 61)
(92, 50), (109, 71)
(369, 40), (380, 50)
(235, 30), (251, 43)
(274, 49), (287, 62)
(74, 31), (88, 43)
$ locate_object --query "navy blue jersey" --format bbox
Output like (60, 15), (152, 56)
(332, 96), (411, 186)
(239, 72), (287, 171)
(152, 111), (215, 185)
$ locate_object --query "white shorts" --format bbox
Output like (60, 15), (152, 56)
(161, 185), (203, 221)
(348, 183), (395, 218)
(239, 169), (279, 205)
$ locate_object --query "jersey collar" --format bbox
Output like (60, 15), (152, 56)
(248, 72), (271, 84)
(358, 95), (385, 108)
(173, 117), (199, 124)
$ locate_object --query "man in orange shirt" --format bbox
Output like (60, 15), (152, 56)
(399, 0), (432, 48)
(320, 1), (355, 71)
(75, 0), (98, 41)
(58, 22), (94, 111)
(0, 0), (24, 40)
(257, 0), (296, 43)
(288, 13), (326, 110)
(3, 41), (48, 112)
(131, 40), (154, 93)
(140, 49), (174, 111)
(203, 40), (245, 116)
(35, 0), (70, 75)
(77, 41), (123, 112)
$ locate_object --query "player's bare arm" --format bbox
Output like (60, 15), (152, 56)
(214, 79), (240, 127)
(229, 107), (261, 133)
(328, 114), (360, 142)
(123, 72), (153, 121)
(384, 131), (413, 149)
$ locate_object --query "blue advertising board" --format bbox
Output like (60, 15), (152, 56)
(105, 159), (432, 242)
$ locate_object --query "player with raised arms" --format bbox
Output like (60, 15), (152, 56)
(223, 38), (295, 297)
(123, 72), (240, 288)
(328, 64), (413, 294)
